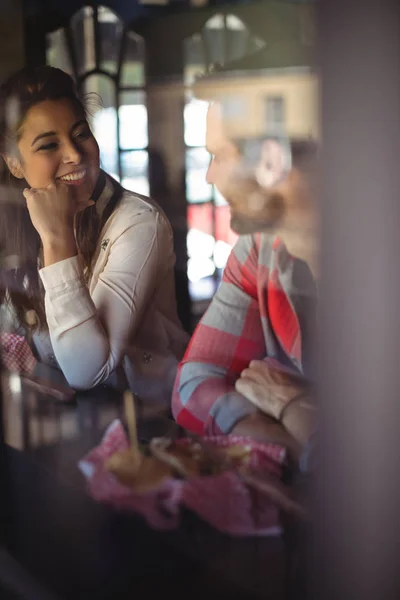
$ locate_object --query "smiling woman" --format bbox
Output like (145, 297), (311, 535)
(0, 66), (188, 405)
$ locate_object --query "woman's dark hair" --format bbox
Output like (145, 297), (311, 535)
(0, 65), (107, 332)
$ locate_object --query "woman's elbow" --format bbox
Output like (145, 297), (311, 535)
(63, 362), (112, 391)
(65, 372), (100, 391)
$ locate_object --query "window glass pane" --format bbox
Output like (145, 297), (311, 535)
(214, 205), (238, 246)
(121, 31), (145, 88)
(225, 14), (246, 31)
(213, 239), (233, 270)
(187, 203), (216, 298)
(214, 186), (228, 207)
(121, 150), (149, 196)
(187, 202), (213, 238)
(188, 275), (217, 302)
(119, 91), (148, 150)
(205, 14), (224, 29)
(98, 6), (123, 74)
(71, 6), (95, 76)
(184, 34), (206, 86)
(204, 14), (225, 66)
(184, 99), (208, 147)
(84, 74), (118, 180)
(186, 148), (212, 204)
(200, 13), (265, 70)
(226, 14), (248, 62)
(265, 96), (286, 134)
(188, 259), (216, 289)
(226, 29), (248, 63)
(46, 28), (74, 77)
(187, 202), (216, 301)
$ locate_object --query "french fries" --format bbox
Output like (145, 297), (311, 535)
(105, 392), (253, 493)
(103, 391), (306, 519)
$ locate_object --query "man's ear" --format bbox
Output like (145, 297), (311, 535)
(3, 155), (24, 179)
(255, 139), (290, 189)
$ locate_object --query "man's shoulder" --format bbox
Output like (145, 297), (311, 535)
(220, 232), (277, 298)
(231, 232), (278, 265)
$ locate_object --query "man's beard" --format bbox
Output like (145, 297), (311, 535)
(230, 213), (272, 235)
(229, 190), (285, 235)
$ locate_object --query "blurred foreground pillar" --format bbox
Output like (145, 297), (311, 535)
(317, 0), (400, 598)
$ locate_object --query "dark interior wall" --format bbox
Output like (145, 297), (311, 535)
(0, 0), (25, 182)
(0, 0), (25, 83)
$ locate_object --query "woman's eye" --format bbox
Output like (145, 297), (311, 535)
(38, 142), (58, 151)
(76, 129), (91, 140)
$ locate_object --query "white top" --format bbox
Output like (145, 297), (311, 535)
(31, 175), (189, 406)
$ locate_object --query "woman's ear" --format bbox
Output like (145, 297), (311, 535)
(2, 155), (24, 179)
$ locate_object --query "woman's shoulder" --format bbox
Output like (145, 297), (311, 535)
(119, 188), (168, 222)
(105, 186), (172, 240)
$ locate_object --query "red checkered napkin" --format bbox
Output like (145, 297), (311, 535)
(0, 332), (37, 374)
(79, 420), (183, 530)
(180, 435), (284, 536)
(79, 420), (286, 536)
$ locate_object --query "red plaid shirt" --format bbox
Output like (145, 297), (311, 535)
(172, 233), (306, 435)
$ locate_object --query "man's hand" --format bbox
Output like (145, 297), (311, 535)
(235, 360), (308, 420)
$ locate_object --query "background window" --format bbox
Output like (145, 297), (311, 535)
(183, 13), (261, 307)
(46, 5), (148, 196)
(265, 95), (285, 133)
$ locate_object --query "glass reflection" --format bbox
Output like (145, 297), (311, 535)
(119, 91), (148, 150)
(71, 6), (96, 76)
(98, 6), (123, 74)
(185, 147), (212, 204)
(84, 74), (118, 180)
(46, 28), (74, 76)
(121, 151), (149, 196)
(120, 31), (145, 88)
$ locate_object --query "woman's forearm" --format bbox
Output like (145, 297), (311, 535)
(42, 231), (78, 267)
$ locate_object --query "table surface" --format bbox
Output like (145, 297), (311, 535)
(1, 366), (306, 600)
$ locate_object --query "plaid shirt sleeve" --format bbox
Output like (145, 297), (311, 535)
(172, 235), (268, 435)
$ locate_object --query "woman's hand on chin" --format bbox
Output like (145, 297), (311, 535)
(23, 182), (94, 242)
(23, 183), (94, 266)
